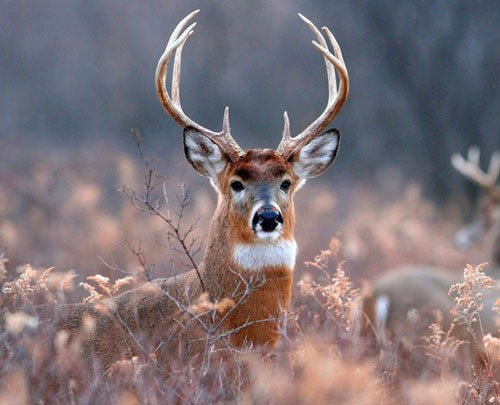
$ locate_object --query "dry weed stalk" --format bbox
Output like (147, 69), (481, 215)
(449, 263), (496, 318)
(298, 242), (360, 335)
(448, 263), (500, 401)
(449, 263), (496, 356)
(79, 274), (134, 303)
(422, 322), (463, 374)
(1, 264), (53, 305)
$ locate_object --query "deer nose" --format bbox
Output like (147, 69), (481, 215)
(252, 205), (283, 233)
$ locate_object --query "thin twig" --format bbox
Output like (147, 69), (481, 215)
(120, 130), (205, 291)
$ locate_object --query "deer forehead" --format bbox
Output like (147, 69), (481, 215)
(228, 149), (291, 182)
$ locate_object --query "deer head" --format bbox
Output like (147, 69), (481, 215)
(155, 10), (349, 249)
(452, 146), (500, 252)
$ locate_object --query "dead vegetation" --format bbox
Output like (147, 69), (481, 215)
(0, 142), (498, 404)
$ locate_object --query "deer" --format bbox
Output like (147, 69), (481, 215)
(361, 147), (500, 374)
(60, 10), (349, 372)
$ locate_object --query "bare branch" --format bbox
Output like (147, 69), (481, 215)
(120, 131), (205, 291)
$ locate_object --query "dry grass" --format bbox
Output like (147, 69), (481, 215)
(0, 141), (498, 403)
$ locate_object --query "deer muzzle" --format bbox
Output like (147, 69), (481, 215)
(252, 205), (283, 234)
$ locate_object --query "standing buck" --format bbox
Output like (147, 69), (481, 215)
(361, 147), (500, 373)
(63, 10), (349, 371)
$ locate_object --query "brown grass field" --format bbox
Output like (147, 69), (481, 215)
(0, 139), (497, 404)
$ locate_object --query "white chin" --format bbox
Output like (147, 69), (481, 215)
(255, 230), (282, 240)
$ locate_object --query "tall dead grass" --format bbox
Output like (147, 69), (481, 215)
(0, 141), (497, 403)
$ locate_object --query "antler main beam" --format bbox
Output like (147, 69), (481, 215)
(276, 14), (349, 159)
(155, 10), (243, 161)
(452, 146), (500, 201)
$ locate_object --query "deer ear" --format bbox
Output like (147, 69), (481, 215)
(291, 129), (340, 180)
(183, 127), (229, 181)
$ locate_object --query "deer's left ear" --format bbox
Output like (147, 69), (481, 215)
(291, 129), (340, 180)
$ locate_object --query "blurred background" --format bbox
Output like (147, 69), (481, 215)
(0, 0), (498, 284)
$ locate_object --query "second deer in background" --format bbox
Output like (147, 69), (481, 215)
(361, 147), (500, 375)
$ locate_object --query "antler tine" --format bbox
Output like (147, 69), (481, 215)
(467, 145), (480, 167)
(171, 26), (192, 107)
(452, 147), (500, 201)
(156, 10), (244, 161)
(277, 14), (349, 159)
(298, 13), (337, 101)
(487, 150), (500, 185)
(156, 10), (198, 124)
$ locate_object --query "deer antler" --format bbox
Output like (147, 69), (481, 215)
(452, 146), (500, 201)
(155, 10), (244, 161)
(276, 14), (349, 160)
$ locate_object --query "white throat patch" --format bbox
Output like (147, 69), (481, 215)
(233, 239), (297, 271)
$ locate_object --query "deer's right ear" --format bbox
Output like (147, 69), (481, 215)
(183, 127), (229, 180)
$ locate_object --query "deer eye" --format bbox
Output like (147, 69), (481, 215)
(280, 180), (292, 192)
(230, 181), (245, 192)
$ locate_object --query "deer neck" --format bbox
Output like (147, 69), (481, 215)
(492, 226), (500, 270)
(202, 198), (297, 296)
(197, 200), (295, 347)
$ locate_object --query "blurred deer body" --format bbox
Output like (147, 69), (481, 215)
(364, 265), (456, 336)
(362, 147), (500, 371)
(63, 10), (349, 371)
(455, 196), (500, 273)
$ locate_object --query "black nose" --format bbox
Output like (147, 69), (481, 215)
(252, 205), (284, 232)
